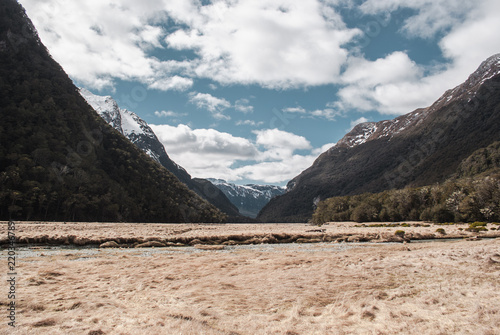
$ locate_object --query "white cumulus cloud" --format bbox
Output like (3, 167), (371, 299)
(350, 117), (370, 130)
(20, 0), (194, 91)
(154, 110), (187, 118)
(21, 0), (360, 90)
(339, 0), (500, 115)
(165, 0), (360, 88)
(151, 124), (327, 183)
(188, 92), (231, 120)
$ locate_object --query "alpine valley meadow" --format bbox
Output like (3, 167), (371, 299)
(1, 1), (500, 334)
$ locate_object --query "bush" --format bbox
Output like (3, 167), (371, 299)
(435, 228), (446, 235)
(420, 208), (433, 222)
(351, 203), (378, 223)
(466, 222), (488, 232)
(431, 205), (455, 223)
(394, 230), (406, 237)
(466, 227), (488, 232)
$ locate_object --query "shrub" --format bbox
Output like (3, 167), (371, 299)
(466, 222), (488, 232)
(395, 230), (406, 237)
(420, 208), (433, 222)
(435, 228), (446, 235)
(431, 205), (455, 223)
(435, 228), (445, 234)
(351, 203), (378, 223)
(466, 227), (488, 232)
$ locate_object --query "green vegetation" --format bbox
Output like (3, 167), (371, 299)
(394, 230), (406, 238)
(435, 228), (446, 235)
(312, 170), (500, 224)
(457, 142), (500, 178)
(312, 141), (500, 224)
(466, 221), (488, 232)
(0, 1), (225, 223)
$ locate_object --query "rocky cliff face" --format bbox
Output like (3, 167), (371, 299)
(258, 54), (500, 222)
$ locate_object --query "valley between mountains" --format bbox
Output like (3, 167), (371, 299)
(1, 1), (500, 334)
(79, 55), (500, 225)
(1, 0), (499, 223)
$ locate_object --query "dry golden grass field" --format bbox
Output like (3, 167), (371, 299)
(1, 221), (500, 334)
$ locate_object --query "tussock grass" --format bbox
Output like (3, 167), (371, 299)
(2, 222), (500, 334)
(32, 318), (57, 327)
(3, 221), (500, 248)
(2, 234), (499, 334)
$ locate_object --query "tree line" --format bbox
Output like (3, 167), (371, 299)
(312, 142), (500, 224)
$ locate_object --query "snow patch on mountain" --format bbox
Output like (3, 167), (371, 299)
(80, 88), (165, 165)
(336, 109), (425, 149)
(120, 110), (144, 135)
(208, 179), (285, 218)
(80, 88), (123, 133)
(335, 54), (500, 150)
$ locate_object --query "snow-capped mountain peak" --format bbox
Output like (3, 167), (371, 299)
(80, 88), (157, 140)
(335, 108), (425, 149)
(208, 179), (285, 218)
(80, 88), (166, 165)
(80, 88), (123, 133)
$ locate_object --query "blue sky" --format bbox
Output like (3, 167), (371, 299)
(20, 0), (500, 185)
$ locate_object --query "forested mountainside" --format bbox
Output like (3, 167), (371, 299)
(259, 54), (500, 222)
(312, 141), (500, 224)
(0, 0), (225, 223)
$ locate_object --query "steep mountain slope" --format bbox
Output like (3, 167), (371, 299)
(312, 141), (500, 224)
(259, 54), (500, 222)
(207, 179), (285, 218)
(0, 0), (225, 223)
(79, 89), (240, 218)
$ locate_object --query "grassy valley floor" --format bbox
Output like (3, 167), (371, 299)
(2, 221), (500, 247)
(1, 222), (500, 334)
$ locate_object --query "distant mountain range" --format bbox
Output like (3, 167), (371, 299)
(0, 0), (224, 223)
(207, 179), (285, 218)
(79, 88), (241, 219)
(259, 54), (500, 222)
